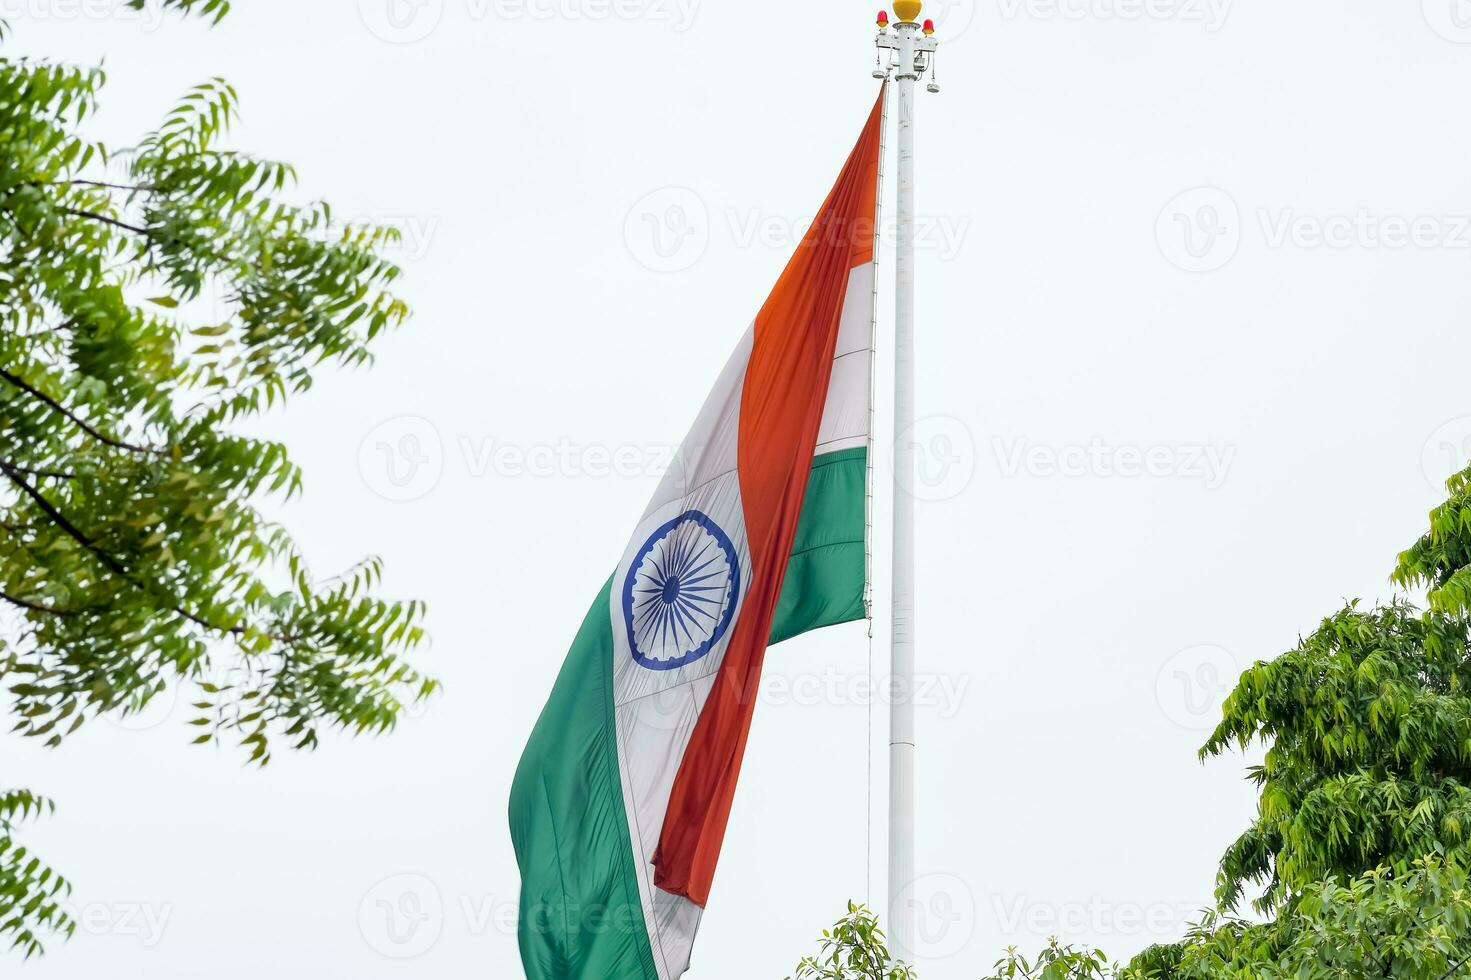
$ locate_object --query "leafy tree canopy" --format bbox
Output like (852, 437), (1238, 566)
(1130, 858), (1471, 979)
(1, 0), (430, 957)
(1186, 462), (1471, 918)
(788, 903), (918, 980)
(984, 939), (1116, 980)
(794, 460), (1471, 977)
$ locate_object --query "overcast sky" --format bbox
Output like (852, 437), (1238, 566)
(6, 0), (1471, 977)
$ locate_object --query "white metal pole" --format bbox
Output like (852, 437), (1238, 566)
(888, 12), (920, 968)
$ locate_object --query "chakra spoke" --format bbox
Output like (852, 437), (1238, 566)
(678, 553), (723, 583)
(675, 539), (713, 579)
(676, 595), (715, 621)
(679, 568), (727, 588)
(669, 601), (694, 648)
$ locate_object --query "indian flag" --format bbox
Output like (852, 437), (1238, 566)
(510, 89), (885, 980)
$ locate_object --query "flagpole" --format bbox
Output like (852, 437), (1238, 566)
(876, 2), (938, 966)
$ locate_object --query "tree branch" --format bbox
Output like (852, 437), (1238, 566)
(1, 460), (76, 481)
(60, 206), (150, 237)
(1440, 951), (1471, 980)
(62, 179), (160, 194)
(0, 461), (123, 574)
(0, 589), (79, 617)
(0, 460), (297, 645)
(0, 367), (164, 457)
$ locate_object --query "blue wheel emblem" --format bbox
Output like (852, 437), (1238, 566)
(622, 510), (741, 671)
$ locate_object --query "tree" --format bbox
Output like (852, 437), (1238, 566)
(984, 939), (1116, 980)
(1178, 460), (1471, 911)
(1, 0), (431, 957)
(793, 459), (1471, 977)
(1129, 858), (1471, 979)
(798, 867), (1471, 980)
(1121, 459), (1471, 976)
(788, 903), (918, 980)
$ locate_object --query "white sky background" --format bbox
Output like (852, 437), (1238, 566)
(5, 0), (1471, 976)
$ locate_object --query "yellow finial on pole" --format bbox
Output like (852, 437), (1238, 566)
(893, 0), (922, 23)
